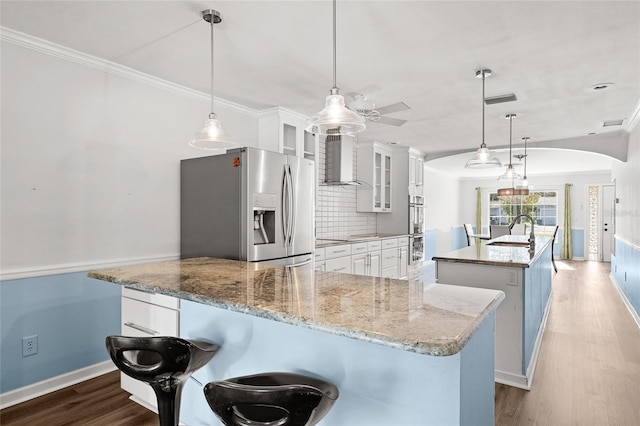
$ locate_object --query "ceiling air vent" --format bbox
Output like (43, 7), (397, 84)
(484, 93), (518, 105)
(602, 119), (624, 127)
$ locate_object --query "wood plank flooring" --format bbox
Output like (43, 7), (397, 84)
(1, 261), (638, 425)
(0, 371), (158, 425)
(495, 260), (640, 425)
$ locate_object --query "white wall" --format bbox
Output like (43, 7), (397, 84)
(0, 40), (259, 276)
(612, 124), (640, 246)
(424, 166), (462, 251)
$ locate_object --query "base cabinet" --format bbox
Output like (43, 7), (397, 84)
(120, 287), (179, 409)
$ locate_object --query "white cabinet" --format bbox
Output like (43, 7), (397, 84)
(351, 241), (382, 277)
(380, 237), (409, 279)
(318, 237), (408, 279)
(357, 142), (393, 213)
(324, 244), (352, 274)
(314, 248), (326, 271)
(409, 153), (424, 187)
(325, 256), (352, 274)
(258, 107), (315, 160)
(381, 238), (399, 278)
(377, 146), (425, 235)
(120, 287), (179, 409)
(398, 236), (409, 280)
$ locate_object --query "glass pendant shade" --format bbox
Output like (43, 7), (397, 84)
(189, 114), (235, 152)
(465, 145), (502, 168)
(306, 92), (366, 135)
(497, 164), (522, 181)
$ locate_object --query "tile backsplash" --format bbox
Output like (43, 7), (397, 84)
(315, 137), (377, 239)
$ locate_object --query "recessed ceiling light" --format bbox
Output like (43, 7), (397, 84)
(603, 119), (624, 127)
(589, 82), (615, 91)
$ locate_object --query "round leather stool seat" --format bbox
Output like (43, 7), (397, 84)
(204, 372), (339, 426)
(106, 335), (219, 426)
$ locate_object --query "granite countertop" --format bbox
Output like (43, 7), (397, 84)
(432, 235), (553, 268)
(88, 257), (504, 357)
(316, 233), (409, 248)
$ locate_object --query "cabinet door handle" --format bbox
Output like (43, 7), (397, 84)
(334, 249), (348, 254)
(334, 267), (347, 271)
(124, 322), (158, 336)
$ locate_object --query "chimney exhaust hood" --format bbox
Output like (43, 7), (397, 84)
(324, 133), (360, 186)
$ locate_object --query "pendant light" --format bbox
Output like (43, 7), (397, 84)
(497, 114), (528, 196)
(306, 0), (365, 136)
(189, 9), (237, 151)
(465, 69), (502, 169)
(516, 137), (531, 190)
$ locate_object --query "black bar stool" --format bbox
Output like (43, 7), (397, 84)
(105, 335), (219, 426)
(203, 372), (339, 426)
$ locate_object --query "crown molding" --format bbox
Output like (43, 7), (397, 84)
(0, 26), (258, 117)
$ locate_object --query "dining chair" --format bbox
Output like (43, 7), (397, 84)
(490, 225), (511, 239)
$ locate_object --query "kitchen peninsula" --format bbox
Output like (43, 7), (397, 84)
(89, 257), (504, 425)
(433, 235), (554, 389)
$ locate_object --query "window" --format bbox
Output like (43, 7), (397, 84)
(489, 191), (558, 232)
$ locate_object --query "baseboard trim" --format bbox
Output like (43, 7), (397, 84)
(610, 272), (640, 330)
(525, 289), (553, 388)
(0, 360), (116, 409)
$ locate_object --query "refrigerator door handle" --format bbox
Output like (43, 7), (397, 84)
(282, 166), (289, 247)
(287, 164), (296, 247)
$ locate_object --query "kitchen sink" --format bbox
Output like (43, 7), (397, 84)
(486, 241), (530, 247)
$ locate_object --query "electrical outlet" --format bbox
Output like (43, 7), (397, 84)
(507, 270), (518, 286)
(22, 335), (38, 357)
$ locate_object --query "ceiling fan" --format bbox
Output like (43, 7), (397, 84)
(345, 93), (410, 127)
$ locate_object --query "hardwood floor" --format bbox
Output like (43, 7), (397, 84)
(495, 260), (640, 425)
(1, 261), (638, 425)
(0, 371), (158, 425)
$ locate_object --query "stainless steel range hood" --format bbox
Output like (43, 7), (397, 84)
(324, 133), (360, 186)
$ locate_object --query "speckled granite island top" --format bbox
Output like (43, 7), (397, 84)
(88, 257), (504, 357)
(432, 235), (553, 268)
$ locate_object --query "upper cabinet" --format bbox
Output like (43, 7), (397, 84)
(409, 152), (424, 188)
(357, 141), (393, 213)
(258, 107), (315, 160)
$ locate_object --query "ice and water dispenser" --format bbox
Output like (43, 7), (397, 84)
(252, 193), (276, 245)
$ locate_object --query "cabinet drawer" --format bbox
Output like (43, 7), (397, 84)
(351, 242), (368, 255)
(367, 241), (382, 251)
(381, 248), (398, 269)
(314, 248), (325, 261)
(122, 287), (179, 310)
(325, 256), (352, 274)
(381, 238), (399, 249)
(121, 298), (179, 337)
(325, 244), (352, 259)
(397, 236), (410, 247)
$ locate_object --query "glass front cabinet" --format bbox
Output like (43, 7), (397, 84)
(357, 141), (393, 213)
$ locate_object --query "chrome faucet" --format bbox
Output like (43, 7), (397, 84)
(509, 214), (536, 250)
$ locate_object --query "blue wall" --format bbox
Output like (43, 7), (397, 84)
(0, 273), (121, 393)
(611, 238), (640, 318)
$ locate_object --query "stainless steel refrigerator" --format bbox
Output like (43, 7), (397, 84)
(180, 147), (315, 265)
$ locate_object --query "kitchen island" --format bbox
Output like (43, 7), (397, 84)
(89, 257), (504, 425)
(433, 235), (554, 389)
